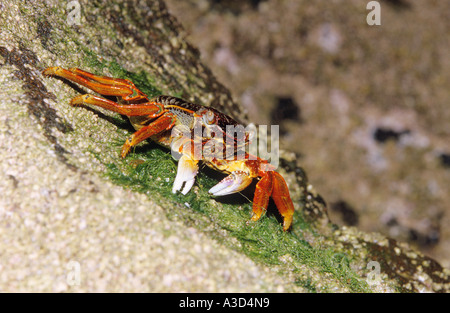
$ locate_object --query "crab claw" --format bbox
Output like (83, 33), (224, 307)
(209, 171), (253, 196)
(172, 155), (199, 195)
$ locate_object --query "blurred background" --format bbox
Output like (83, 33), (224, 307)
(165, 0), (450, 267)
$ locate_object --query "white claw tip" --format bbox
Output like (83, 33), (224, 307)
(209, 171), (252, 196)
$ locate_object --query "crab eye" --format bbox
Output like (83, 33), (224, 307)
(203, 110), (216, 125)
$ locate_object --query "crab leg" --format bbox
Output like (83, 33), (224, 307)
(121, 113), (177, 158)
(270, 172), (294, 231)
(70, 94), (164, 117)
(251, 171), (294, 231)
(42, 67), (148, 101)
(250, 171), (273, 224)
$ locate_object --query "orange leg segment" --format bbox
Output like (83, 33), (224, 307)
(251, 171), (274, 224)
(120, 112), (176, 158)
(42, 66), (148, 101)
(251, 171), (294, 231)
(271, 172), (294, 231)
(71, 94), (164, 117)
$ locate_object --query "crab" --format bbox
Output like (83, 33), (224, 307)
(42, 66), (295, 231)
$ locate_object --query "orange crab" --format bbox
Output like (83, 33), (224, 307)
(42, 66), (295, 230)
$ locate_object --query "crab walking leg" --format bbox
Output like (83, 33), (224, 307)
(68, 67), (133, 86)
(271, 172), (295, 231)
(250, 171), (274, 223)
(70, 94), (165, 117)
(67, 67), (148, 101)
(42, 67), (146, 100)
(121, 113), (177, 158)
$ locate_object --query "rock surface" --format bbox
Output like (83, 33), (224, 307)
(0, 0), (449, 292)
